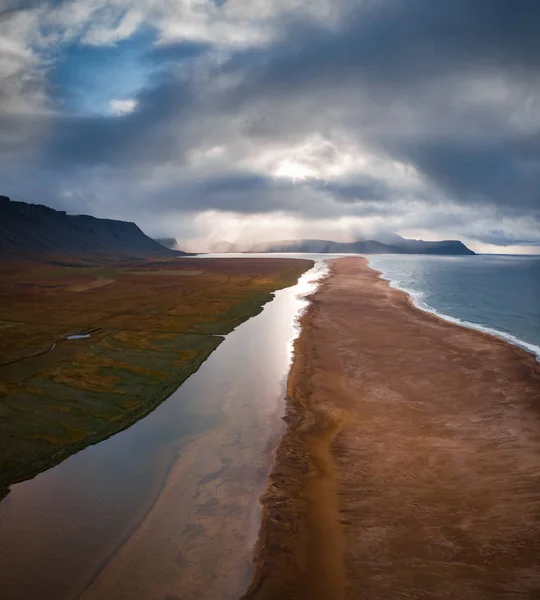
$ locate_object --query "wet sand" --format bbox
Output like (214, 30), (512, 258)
(245, 257), (540, 600)
(79, 362), (286, 600)
(71, 262), (326, 600)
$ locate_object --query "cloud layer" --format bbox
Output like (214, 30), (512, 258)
(1, 0), (539, 251)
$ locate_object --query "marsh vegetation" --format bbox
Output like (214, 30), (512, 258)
(0, 257), (312, 499)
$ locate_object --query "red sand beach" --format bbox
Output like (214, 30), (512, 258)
(245, 256), (540, 600)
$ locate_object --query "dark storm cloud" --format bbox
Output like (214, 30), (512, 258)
(0, 0), (55, 13)
(44, 72), (194, 168)
(147, 173), (318, 215)
(1, 0), (539, 247)
(318, 180), (392, 203)
(37, 30), (209, 170)
(140, 172), (398, 219)
(42, 0), (540, 215)
(0, 0), (68, 21)
(474, 229), (540, 247)
(225, 0), (540, 215)
(137, 173), (296, 215)
(232, 0), (540, 92)
(401, 138), (540, 213)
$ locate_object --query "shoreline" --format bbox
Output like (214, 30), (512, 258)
(0, 258), (314, 501)
(367, 257), (540, 362)
(372, 262), (540, 366)
(243, 265), (346, 600)
(0, 335), (223, 502)
(73, 261), (326, 600)
(244, 256), (540, 599)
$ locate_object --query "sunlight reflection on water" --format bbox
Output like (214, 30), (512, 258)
(0, 255), (331, 600)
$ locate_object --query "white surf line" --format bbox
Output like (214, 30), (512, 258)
(368, 258), (540, 363)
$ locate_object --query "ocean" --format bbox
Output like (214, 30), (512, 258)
(368, 254), (540, 360)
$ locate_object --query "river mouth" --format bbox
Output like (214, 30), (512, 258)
(0, 259), (328, 600)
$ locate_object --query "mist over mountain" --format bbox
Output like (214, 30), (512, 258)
(0, 193), (474, 260)
(154, 238), (179, 250)
(210, 235), (475, 256)
(0, 196), (189, 261)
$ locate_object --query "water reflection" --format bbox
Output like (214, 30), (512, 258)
(0, 258), (329, 600)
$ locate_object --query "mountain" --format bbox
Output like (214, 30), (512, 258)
(250, 239), (406, 253)
(0, 196), (190, 261)
(213, 236), (475, 255)
(154, 238), (178, 250)
(371, 232), (475, 255)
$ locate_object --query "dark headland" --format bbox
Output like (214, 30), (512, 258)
(0, 195), (313, 500)
(211, 235), (475, 255)
(0, 195), (188, 261)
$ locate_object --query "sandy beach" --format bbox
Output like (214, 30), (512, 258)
(245, 256), (540, 600)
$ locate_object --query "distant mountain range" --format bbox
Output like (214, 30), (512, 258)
(211, 235), (475, 255)
(0, 194), (474, 261)
(0, 196), (189, 261)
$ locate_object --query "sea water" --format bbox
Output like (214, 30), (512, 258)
(369, 254), (540, 360)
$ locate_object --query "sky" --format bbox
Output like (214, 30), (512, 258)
(0, 0), (539, 253)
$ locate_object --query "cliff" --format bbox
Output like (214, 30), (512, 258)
(0, 196), (189, 260)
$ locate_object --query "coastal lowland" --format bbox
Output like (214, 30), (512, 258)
(0, 256), (312, 499)
(2, 193), (539, 600)
(246, 257), (540, 599)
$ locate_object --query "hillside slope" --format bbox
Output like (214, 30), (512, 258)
(154, 238), (178, 250)
(0, 196), (188, 260)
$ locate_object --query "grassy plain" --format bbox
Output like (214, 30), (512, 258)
(0, 256), (312, 499)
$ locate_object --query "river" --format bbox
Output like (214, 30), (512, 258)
(0, 258), (328, 600)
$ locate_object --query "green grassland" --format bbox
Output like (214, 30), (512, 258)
(0, 257), (313, 499)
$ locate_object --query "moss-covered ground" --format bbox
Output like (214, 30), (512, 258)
(0, 256), (313, 498)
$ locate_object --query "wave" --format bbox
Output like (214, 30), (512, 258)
(368, 259), (540, 362)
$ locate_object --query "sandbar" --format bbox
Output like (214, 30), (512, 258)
(245, 256), (540, 599)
